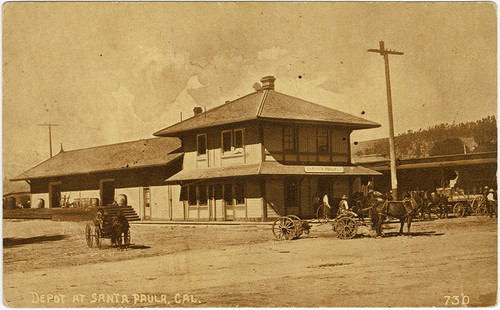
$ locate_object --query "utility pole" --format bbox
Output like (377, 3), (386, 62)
(368, 41), (404, 200)
(38, 123), (59, 158)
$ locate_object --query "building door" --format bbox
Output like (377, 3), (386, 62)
(101, 180), (115, 206)
(50, 184), (61, 208)
(143, 187), (151, 220)
(223, 183), (234, 221)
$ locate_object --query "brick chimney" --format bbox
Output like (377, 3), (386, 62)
(260, 76), (276, 91)
(193, 107), (203, 116)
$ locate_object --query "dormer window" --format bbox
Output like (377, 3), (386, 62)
(221, 129), (245, 155)
(197, 134), (207, 156)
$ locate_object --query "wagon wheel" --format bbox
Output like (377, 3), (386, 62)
(95, 227), (103, 249)
(472, 196), (487, 216)
(436, 205), (448, 219)
(85, 223), (94, 248)
(272, 216), (297, 240)
(453, 203), (466, 218)
(288, 215), (303, 239)
(335, 216), (358, 239)
(316, 205), (330, 225)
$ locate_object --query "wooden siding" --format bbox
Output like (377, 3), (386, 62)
(182, 122), (262, 171)
(263, 123), (352, 165)
(150, 186), (171, 220)
(246, 179), (263, 219)
(265, 177), (285, 216)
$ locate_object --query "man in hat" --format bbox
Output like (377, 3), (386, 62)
(486, 188), (497, 218)
(93, 208), (105, 230)
(337, 194), (358, 217)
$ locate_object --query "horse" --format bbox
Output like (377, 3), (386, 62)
(111, 211), (130, 249)
(351, 192), (375, 220)
(370, 197), (419, 237)
(409, 190), (431, 220)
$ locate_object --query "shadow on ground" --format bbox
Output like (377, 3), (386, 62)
(382, 231), (445, 238)
(95, 244), (151, 250)
(4, 235), (67, 248)
(341, 230), (445, 239)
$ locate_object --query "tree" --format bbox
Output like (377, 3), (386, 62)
(429, 138), (467, 156)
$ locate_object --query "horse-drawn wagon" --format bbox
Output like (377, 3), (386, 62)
(271, 195), (418, 240)
(435, 187), (487, 218)
(85, 210), (131, 249)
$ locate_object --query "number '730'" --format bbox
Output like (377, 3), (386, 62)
(444, 295), (469, 306)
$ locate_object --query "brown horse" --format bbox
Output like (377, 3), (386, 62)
(370, 198), (419, 236)
(111, 211), (130, 249)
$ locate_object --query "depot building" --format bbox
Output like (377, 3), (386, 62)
(13, 76), (381, 221)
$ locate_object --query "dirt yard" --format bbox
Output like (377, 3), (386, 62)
(3, 216), (497, 307)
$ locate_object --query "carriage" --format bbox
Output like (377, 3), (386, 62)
(85, 213), (131, 249)
(272, 196), (418, 240)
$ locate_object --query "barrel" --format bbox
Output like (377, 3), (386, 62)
(36, 198), (45, 209)
(116, 194), (127, 207)
(90, 198), (99, 207)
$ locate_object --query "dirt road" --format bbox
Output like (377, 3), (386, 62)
(3, 217), (497, 307)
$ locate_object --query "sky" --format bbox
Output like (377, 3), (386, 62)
(3, 2), (497, 179)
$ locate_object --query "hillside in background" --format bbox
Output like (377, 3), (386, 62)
(352, 116), (497, 159)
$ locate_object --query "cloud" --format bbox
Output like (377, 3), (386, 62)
(257, 47), (289, 61)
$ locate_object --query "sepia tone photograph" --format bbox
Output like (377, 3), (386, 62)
(2, 2), (497, 307)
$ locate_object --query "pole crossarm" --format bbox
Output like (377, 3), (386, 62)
(367, 41), (404, 56)
(367, 49), (404, 55)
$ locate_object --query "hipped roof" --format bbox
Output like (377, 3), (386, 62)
(165, 162), (381, 183)
(154, 90), (380, 136)
(12, 138), (182, 181)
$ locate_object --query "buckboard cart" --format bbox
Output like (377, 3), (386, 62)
(271, 197), (418, 240)
(272, 211), (370, 240)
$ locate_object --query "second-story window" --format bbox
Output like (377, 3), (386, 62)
(317, 128), (329, 154)
(222, 131), (232, 153)
(197, 134), (207, 156)
(221, 129), (245, 154)
(283, 127), (297, 152)
(234, 129), (244, 152)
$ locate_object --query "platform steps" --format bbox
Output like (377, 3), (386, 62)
(102, 205), (141, 221)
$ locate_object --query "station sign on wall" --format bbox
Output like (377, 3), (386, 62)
(304, 166), (345, 173)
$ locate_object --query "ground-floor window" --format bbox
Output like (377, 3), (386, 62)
(188, 185), (197, 206)
(235, 183), (245, 205)
(198, 185), (208, 206)
(223, 184), (233, 205)
(187, 185), (208, 206)
(223, 183), (246, 206)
